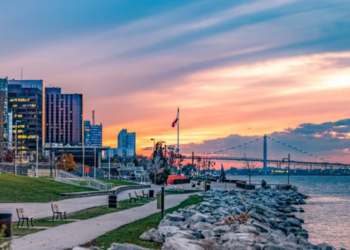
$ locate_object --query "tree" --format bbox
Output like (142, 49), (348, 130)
(149, 141), (170, 184)
(4, 149), (14, 162)
(243, 154), (256, 185)
(56, 154), (76, 172)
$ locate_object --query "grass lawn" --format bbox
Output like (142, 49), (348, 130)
(11, 197), (156, 237)
(0, 174), (95, 203)
(99, 179), (139, 187)
(84, 195), (204, 250)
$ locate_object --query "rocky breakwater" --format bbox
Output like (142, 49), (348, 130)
(139, 189), (342, 250)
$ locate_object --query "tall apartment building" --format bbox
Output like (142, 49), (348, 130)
(117, 129), (136, 157)
(84, 121), (102, 147)
(8, 79), (45, 156)
(45, 88), (83, 146)
(0, 78), (9, 161)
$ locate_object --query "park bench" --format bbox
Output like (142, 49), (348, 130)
(142, 190), (149, 198)
(135, 191), (143, 200)
(129, 193), (137, 203)
(16, 208), (34, 228)
(51, 203), (67, 221)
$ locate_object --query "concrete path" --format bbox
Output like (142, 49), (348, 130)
(11, 193), (191, 250)
(0, 187), (155, 221)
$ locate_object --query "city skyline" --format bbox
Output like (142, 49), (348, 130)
(1, 1), (350, 162)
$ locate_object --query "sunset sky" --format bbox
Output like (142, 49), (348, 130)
(1, 0), (350, 164)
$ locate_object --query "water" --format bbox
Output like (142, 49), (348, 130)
(227, 175), (350, 249)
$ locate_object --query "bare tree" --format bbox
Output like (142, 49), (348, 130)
(243, 154), (256, 185)
(149, 155), (162, 184)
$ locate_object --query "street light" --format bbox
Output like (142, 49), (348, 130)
(282, 154), (291, 185)
(150, 138), (155, 151)
(36, 135), (39, 177)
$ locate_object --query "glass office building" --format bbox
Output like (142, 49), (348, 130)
(117, 129), (136, 157)
(0, 78), (9, 161)
(84, 121), (102, 147)
(8, 79), (45, 156)
(45, 88), (83, 146)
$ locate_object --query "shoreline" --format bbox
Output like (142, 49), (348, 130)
(137, 188), (342, 250)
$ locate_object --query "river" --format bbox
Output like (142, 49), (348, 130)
(226, 175), (350, 249)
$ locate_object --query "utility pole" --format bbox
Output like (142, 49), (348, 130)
(36, 135), (39, 177)
(108, 149), (111, 180)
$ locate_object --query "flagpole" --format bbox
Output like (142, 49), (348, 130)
(177, 108), (179, 154)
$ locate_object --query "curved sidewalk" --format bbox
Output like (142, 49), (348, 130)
(0, 186), (155, 221)
(11, 193), (191, 250)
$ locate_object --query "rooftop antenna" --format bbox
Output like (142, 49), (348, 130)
(92, 110), (95, 125)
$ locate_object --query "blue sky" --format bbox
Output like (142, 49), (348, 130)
(1, 0), (350, 162)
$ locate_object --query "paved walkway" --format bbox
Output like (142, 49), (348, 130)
(0, 187), (155, 221)
(11, 193), (191, 250)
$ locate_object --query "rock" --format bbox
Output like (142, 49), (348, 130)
(139, 228), (163, 243)
(237, 224), (259, 235)
(253, 221), (271, 233)
(201, 230), (214, 239)
(166, 214), (185, 222)
(299, 208), (305, 213)
(171, 230), (202, 240)
(189, 213), (210, 223)
(158, 226), (180, 237)
(317, 243), (336, 250)
(223, 240), (255, 250)
(286, 233), (297, 243)
(191, 222), (214, 232)
(213, 225), (232, 234)
(162, 237), (221, 250)
(284, 218), (302, 228)
(299, 199), (306, 205)
(108, 243), (153, 250)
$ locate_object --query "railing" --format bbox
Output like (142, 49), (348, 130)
(55, 170), (114, 191)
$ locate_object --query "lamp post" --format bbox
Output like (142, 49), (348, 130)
(282, 154), (291, 185)
(150, 138), (155, 152)
(108, 148), (111, 180)
(36, 135), (39, 177)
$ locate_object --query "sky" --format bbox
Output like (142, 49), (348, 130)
(1, 0), (350, 164)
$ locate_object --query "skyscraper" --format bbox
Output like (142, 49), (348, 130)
(45, 88), (83, 146)
(0, 78), (9, 162)
(117, 129), (136, 157)
(8, 79), (45, 156)
(84, 121), (102, 147)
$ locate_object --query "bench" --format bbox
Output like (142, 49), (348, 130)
(51, 203), (67, 221)
(142, 190), (149, 198)
(129, 193), (137, 203)
(16, 208), (34, 228)
(135, 191), (143, 200)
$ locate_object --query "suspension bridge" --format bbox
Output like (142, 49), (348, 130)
(186, 135), (350, 174)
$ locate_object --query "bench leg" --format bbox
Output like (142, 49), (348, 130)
(31, 218), (34, 227)
(26, 219), (29, 228)
(60, 213), (62, 221)
(52, 213), (55, 221)
(64, 213), (67, 220)
(17, 220), (21, 228)
(21, 220), (24, 227)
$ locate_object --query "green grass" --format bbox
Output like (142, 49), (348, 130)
(0, 174), (95, 203)
(11, 197), (156, 237)
(99, 179), (139, 187)
(84, 195), (204, 250)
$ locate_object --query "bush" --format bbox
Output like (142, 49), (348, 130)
(291, 185), (298, 192)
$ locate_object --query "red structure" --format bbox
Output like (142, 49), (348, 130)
(167, 175), (188, 185)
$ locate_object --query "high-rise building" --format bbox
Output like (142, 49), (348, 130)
(45, 88), (83, 146)
(8, 79), (45, 156)
(117, 129), (136, 157)
(84, 121), (102, 147)
(0, 77), (9, 161)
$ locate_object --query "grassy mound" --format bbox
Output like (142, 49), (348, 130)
(0, 174), (94, 203)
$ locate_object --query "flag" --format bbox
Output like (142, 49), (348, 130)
(171, 108), (179, 127)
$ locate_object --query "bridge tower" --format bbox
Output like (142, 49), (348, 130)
(263, 134), (267, 175)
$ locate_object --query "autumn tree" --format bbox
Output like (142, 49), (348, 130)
(56, 154), (76, 172)
(4, 149), (14, 162)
